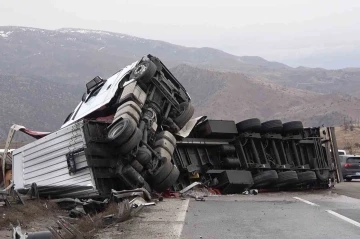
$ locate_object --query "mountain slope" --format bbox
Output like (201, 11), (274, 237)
(0, 74), (81, 138)
(1, 26), (360, 97)
(0, 26), (290, 84)
(172, 65), (360, 127)
(1, 26), (360, 139)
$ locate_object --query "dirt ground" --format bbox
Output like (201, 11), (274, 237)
(0, 200), (64, 238)
(0, 198), (138, 238)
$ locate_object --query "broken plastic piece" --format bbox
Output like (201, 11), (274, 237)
(179, 182), (203, 194)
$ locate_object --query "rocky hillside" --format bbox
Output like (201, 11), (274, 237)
(0, 74), (81, 138)
(172, 65), (360, 127)
(1, 26), (360, 139)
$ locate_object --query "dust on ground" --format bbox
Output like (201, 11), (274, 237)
(0, 199), (138, 238)
(0, 200), (65, 238)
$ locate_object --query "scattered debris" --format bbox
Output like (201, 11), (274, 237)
(242, 189), (259, 195)
(180, 182), (220, 200)
(48, 218), (84, 239)
(179, 182), (203, 194)
(53, 198), (109, 218)
(111, 188), (151, 202)
(0, 190), (10, 207)
(195, 196), (206, 202)
(12, 222), (52, 239)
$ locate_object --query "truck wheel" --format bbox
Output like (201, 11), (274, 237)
(253, 170), (278, 187)
(345, 178), (352, 182)
(273, 171), (298, 187)
(297, 171), (317, 184)
(119, 128), (143, 154)
(108, 118), (136, 146)
(130, 60), (157, 85)
(236, 118), (261, 133)
(152, 158), (173, 184)
(309, 157), (330, 182)
(114, 101), (142, 124)
(261, 120), (283, 133)
(315, 169), (330, 182)
(174, 102), (194, 130)
(152, 165), (180, 192)
(154, 147), (172, 161)
(283, 121), (303, 133)
(156, 131), (176, 147)
(136, 146), (152, 167)
(154, 138), (175, 156)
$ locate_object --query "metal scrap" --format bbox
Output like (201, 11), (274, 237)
(0, 187), (24, 207)
(242, 189), (259, 195)
(48, 218), (84, 239)
(0, 190), (10, 207)
(52, 198), (84, 210)
(179, 182), (203, 194)
(111, 188), (151, 202)
(53, 197), (109, 218)
(179, 182), (218, 199)
(11, 222), (52, 239)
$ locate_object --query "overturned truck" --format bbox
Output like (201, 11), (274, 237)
(5, 54), (342, 198)
(173, 119), (341, 193)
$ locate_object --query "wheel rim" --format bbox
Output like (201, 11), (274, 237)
(108, 120), (126, 139)
(134, 64), (147, 75)
(177, 103), (186, 115)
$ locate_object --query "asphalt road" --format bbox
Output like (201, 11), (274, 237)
(181, 192), (360, 239)
(110, 187), (360, 239)
(333, 179), (360, 199)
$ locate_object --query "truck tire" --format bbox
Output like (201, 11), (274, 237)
(152, 165), (180, 192)
(119, 128), (143, 154)
(122, 164), (145, 187)
(297, 171), (317, 184)
(261, 120), (283, 133)
(253, 170), (278, 187)
(156, 131), (176, 147)
(152, 158), (173, 184)
(114, 101), (142, 124)
(130, 60), (157, 85)
(136, 146), (152, 167)
(115, 110), (140, 125)
(309, 157), (330, 182)
(236, 118), (261, 133)
(283, 121), (303, 133)
(315, 169), (330, 182)
(108, 118), (136, 146)
(174, 102), (194, 130)
(154, 147), (172, 161)
(273, 171), (298, 187)
(154, 138), (175, 156)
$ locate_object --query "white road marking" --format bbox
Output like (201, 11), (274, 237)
(293, 197), (319, 206)
(326, 210), (360, 228)
(174, 199), (190, 238)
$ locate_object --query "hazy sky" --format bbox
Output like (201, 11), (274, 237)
(1, 0), (360, 68)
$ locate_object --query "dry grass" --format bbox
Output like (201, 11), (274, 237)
(0, 199), (62, 230)
(335, 126), (360, 155)
(0, 199), (124, 238)
(76, 202), (121, 238)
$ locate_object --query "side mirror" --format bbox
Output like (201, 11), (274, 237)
(63, 112), (73, 124)
(82, 92), (87, 102)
